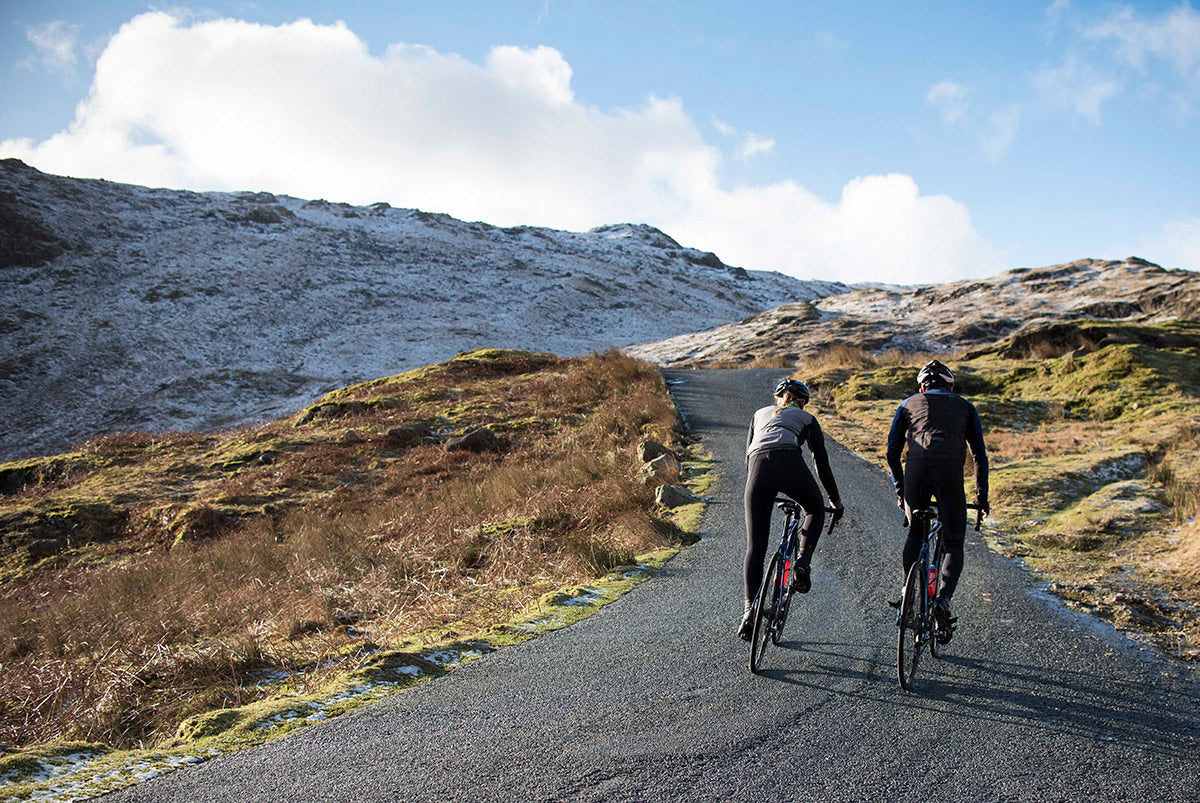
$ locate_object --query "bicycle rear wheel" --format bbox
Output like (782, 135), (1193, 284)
(750, 553), (783, 674)
(897, 562), (924, 691)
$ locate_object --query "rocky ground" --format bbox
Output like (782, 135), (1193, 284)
(0, 159), (842, 462)
(627, 257), (1200, 366)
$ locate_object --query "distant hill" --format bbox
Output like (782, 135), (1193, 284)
(0, 159), (842, 461)
(627, 257), (1200, 366)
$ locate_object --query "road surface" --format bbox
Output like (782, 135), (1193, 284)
(102, 368), (1200, 802)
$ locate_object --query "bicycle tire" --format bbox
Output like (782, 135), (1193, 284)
(897, 562), (923, 691)
(750, 553), (783, 674)
(772, 549), (797, 646)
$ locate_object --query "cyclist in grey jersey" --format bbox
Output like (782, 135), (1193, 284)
(739, 378), (843, 640)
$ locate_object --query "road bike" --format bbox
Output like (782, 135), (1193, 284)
(896, 502), (984, 691)
(749, 499), (842, 674)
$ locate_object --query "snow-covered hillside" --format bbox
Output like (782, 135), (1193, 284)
(0, 159), (843, 461)
(627, 257), (1200, 366)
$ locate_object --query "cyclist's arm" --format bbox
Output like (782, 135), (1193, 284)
(745, 418), (755, 468)
(885, 402), (908, 497)
(966, 402), (989, 509)
(807, 419), (841, 504)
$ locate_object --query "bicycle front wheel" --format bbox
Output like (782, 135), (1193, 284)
(750, 553), (783, 674)
(897, 562), (923, 691)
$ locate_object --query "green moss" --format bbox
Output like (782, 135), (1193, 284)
(832, 365), (913, 405)
(0, 454), (97, 496)
(0, 741), (109, 780)
(0, 497), (127, 546)
(1028, 480), (1169, 552)
(993, 449), (1148, 518)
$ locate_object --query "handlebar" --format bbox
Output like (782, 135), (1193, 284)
(774, 497), (844, 535)
(903, 502), (987, 531)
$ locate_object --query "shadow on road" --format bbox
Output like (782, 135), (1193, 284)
(752, 640), (1199, 759)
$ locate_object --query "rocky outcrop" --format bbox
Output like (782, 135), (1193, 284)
(445, 427), (505, 453)
(629, 258), (1200, 367)
(655, 484), (700, 508)
(0, 180), (63, 269)
(386, 422), (433, 446)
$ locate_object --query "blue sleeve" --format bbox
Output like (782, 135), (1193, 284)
(885, 402), (907, 496)
(966, 402), (989, 502)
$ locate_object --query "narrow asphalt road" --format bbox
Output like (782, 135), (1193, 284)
(102, 368), (1200, 802)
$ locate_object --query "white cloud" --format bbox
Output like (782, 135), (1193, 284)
(927, 80), (969, 124)
(1130, 218), (1200, 271)
(1033, 56), (1122, 122)
(664, 173), (1004, 284)
(735, 133), (774, 160)
(21, 21), (81, 75)
(1087, 5), (1200, 79)
(982, 105), (1022, 161)
(710, 116), (737, 137)
(0, 12), (1004, 284)
(710, 117), (774, 161)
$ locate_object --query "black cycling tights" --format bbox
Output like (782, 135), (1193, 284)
(743, 449), (825, 602)
(902, 461), (968, 602)
(903, 535), (964, 601)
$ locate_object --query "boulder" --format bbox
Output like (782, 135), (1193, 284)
(637, 440), (675, 463)
(445, 427), (504, 453)
(246, 206), (283, 224)
(386, 422), (432, 446)
(656, 484), (700, 508)
(641, 452), (681, 484)
(27, 538), (66, 559)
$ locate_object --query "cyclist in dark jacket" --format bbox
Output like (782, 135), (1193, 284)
(886, 360), (989, 635)
(739, 378), (843, 640)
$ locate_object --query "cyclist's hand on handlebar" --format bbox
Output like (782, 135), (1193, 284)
(825, 500), (844, 534)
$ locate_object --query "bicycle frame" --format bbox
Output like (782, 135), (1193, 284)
(897, 503), (983, 690)
(749, 498), (841, 674)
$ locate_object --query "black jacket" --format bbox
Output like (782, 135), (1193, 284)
(886, 388), (988, 503)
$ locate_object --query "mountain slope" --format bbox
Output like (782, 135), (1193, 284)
(0, 159), (842, 461)
(627, 257), (1200, 366)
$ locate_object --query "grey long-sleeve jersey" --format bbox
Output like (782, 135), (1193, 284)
(746, 405), (840, 502)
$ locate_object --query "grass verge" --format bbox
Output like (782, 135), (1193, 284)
(0, 349), (712, 800)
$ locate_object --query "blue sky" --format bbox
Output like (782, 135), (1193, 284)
(3, 1), (1198, 283)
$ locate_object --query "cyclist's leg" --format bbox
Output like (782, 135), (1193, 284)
(902, 465), (934, 576)
(932, 468), (968, 601)
(776, 451), (824, 568)
(743, 452), (776, 602)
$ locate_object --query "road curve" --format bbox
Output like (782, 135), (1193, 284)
(101, 368), (1200, 802)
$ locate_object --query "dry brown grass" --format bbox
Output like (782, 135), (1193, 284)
(796, 344), (916, 375)
(0, 349), (686, 749)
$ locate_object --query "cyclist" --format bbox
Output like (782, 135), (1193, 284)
(886, 359), (989, 639)
(739, 378), (843, 640)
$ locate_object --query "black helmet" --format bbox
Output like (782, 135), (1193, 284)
(917, 359), (955, 389)
(774, 378), (811, 401)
